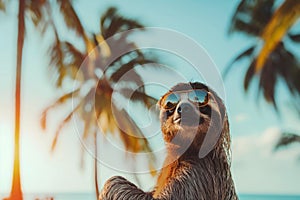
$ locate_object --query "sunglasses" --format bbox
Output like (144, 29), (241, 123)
(161, 89), (209, 110)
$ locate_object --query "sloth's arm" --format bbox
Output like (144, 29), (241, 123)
(99, 166), (198, 200)
(98, 176), (155, 200)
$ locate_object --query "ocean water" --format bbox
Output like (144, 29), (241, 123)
(2, 193), (300, 199)
(239, 194), (300, 200)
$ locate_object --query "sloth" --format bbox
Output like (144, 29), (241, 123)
(99, 82), (238, 200)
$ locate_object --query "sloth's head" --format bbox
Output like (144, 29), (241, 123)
(158, 82), (230, 157)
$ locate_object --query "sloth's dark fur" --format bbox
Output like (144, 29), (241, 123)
(99, 82), (238, 200)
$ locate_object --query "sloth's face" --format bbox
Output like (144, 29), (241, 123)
(158, 83), (224, 153)
(160, 89), (209, 126)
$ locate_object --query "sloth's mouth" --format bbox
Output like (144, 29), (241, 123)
(173, 115), (201, 127)
(173, 117), (181, 124)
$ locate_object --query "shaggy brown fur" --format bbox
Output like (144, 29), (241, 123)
(99, 82), (238, 200)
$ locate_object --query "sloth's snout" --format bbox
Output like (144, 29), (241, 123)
(177, 102), (193, 115)
(173, 102), (200, 126)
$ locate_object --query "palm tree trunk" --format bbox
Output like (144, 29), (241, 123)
(94, 132), (100, 199)
(10, 0), (25, 199)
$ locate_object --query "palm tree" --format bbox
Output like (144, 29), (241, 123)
(1, 0), (52, 198)
(9, 1), (25, 199)
(41, 7), (158, 198)
(0, 0), (56, 199)
(226, 0), (300, 152)
(0, 0), (105, 199)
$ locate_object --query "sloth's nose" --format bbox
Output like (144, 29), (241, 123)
(174, 102), (200, 126)
(177, 102), (193, 115)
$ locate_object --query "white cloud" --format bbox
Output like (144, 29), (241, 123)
(231, 127), (300, 195)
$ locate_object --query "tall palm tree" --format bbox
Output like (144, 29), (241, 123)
(226, 0), (300, 151)
(1, 0), (55, 199)
(1, 0), (50, 199)
(0, 0), (102, 199)
(0, 0), (45, 200)
(8, 1), (26, 199)
(41, 7), (158, 198)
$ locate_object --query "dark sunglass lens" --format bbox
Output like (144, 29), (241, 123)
(164, 93), (179, 109)
(188, 90), (208, 104)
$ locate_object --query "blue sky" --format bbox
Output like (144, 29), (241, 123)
(0, 0), (300, 196)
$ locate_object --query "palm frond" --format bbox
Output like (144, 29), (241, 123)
(251, 44), (293, 107)
(51, 99), (82, 151)
(100, 6), (117, 36)
(274, 132), (300, 150)
(240, 42), (300, 109)
(41, 88), (80, 130)
(62, 41), (85, 65)
(51, 113), (73, 151)
(49, 30), (87, 86)
(223, 45), (255, 78)
(76, 88), (97, 139)
(288, 33), (300, 42)
(256, 0), (300, 71)
(26, 0), (49, 30)
(230, 20), (261, 37)
(276, 43), (300, 96)
(94, 82), (117, 134)
(93, 33), (111, 58)
(101, 7), (144, 39)
(0, 0), (6, 11)
(56, 0), (84, 36)
(114, 70), (144, 87)
(110, 56), (156, 83)
(76, 89), (98, 168)
(229, 0), (275, 36)
(119, 88), (158, 109)
(243, 60), (256, 91)
(49, 30), (65, 87)
(82, 113), (94, 140)
(61, 41), (85, 80)
(56, 0), (95, 52)
(114, 107), (152, 153)
(258, 59), (277, 108)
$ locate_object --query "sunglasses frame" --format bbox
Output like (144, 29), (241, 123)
(161, 89), (210, 110)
